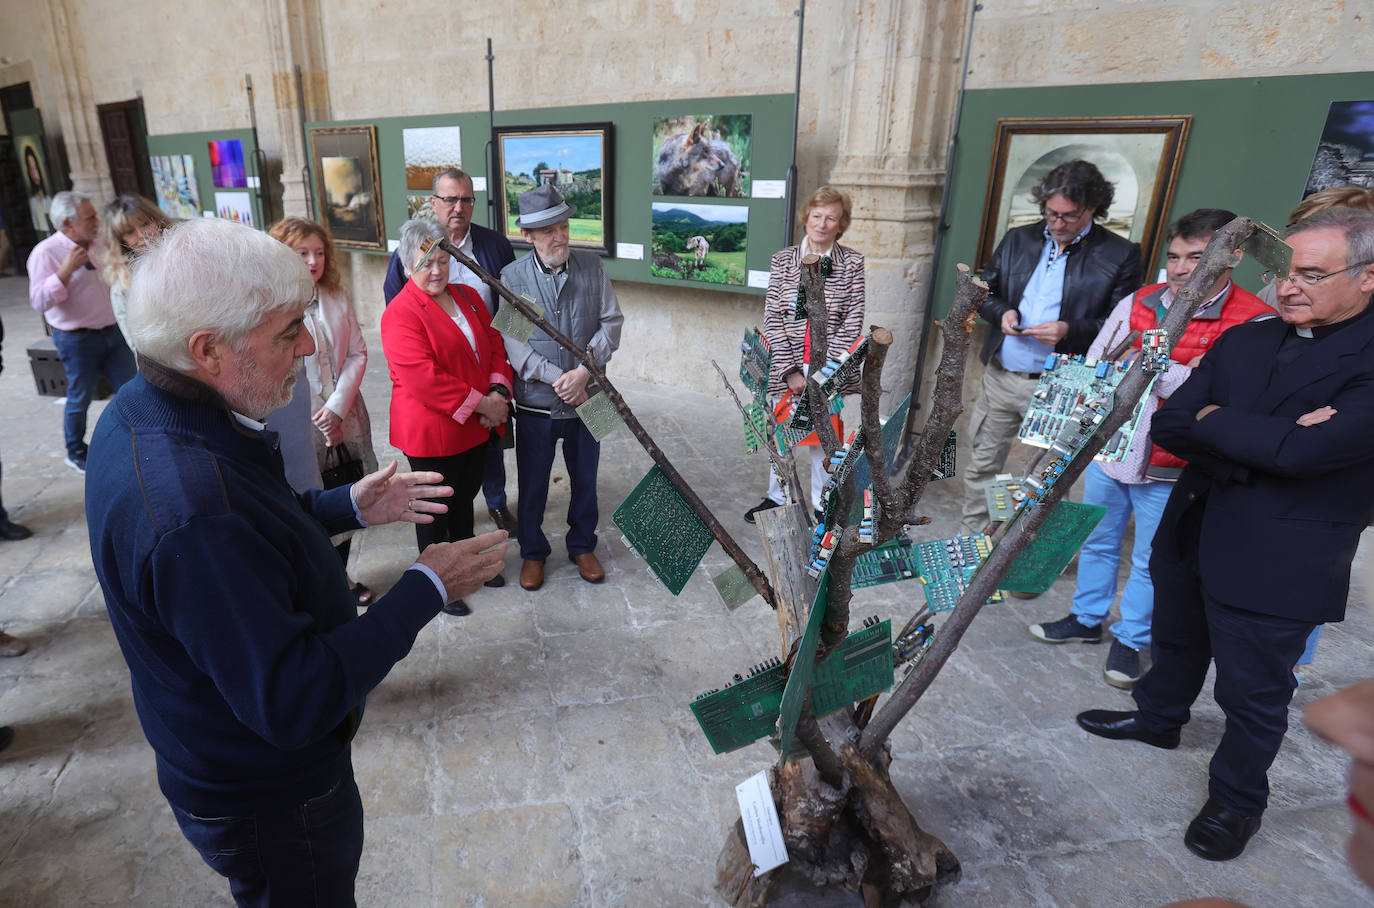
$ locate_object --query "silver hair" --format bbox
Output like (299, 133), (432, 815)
(1287, 208), (1374, 273)
(398, 216), (446, 277)
(125, 218), (314, 370)
(48, 191), (90, 229)
(431, 168), (472, 193)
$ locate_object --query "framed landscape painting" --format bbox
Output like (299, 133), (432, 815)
(976, 116), (1191, 269)
(308, 125), (385, 252)
(493, 123), (612, 255)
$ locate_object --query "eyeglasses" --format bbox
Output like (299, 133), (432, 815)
(1262, 259), (1374, 288)
(1044, 207), (1086, 224)
(432, 194), (476, 207)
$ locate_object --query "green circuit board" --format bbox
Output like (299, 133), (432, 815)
(613, 465), (713, 595)
(912, 533), (1002, 613)
(690, 618), (894, 755)
(998, 500), (1107, 595)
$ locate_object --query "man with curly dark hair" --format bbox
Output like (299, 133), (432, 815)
(961, 159), (1143, 531)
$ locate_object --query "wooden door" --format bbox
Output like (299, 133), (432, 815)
(97, 99), (153, 199)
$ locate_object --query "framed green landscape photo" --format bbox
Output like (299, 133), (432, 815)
(493, 122), (613, 256)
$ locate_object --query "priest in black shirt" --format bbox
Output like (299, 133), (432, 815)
(1076, 208), (1374, 862)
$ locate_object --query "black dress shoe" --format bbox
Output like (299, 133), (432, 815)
(442, 599), (472, 617)
(487, 507), (516, 533)
(0, 519), (32, 541)
(1185, 798), (1262, 861)
(1075, 709), (1180, 749)
(483, 573), (506, 588)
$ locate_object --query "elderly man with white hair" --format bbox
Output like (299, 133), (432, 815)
(27, 190), (136, 472)
(85, 217), (507, 906)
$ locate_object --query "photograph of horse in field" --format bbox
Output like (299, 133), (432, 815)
(650, 202), (747, 286)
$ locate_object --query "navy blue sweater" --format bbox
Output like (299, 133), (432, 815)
(86, 363), (443, 815)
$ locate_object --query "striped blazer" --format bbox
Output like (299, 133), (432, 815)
(761, 242), (866, 396)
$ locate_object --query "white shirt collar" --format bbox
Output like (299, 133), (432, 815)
(232, 411), (266, 432)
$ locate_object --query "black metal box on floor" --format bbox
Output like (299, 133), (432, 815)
(27, 337), (112, 399)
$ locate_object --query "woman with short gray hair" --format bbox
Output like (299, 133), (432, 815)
(380, 217), (515, 616)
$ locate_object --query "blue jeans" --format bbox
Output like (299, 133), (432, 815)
(1297, 625), (1323, 666)
(482, 437), (508, 510)
(515, 412), (599, 561)
(170, 767), (363, 907)
(50, 325), (136, 458)
(1070, 462), (1174, 651)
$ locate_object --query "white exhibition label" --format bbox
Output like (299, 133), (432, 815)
(387, 239), (400, 252)
(201, 210), (216, 218)
(747, 270), (771, 289)
(735, 770), (788, 876)
(246, 176), (260, 188)
(616, 242), (645, 260)
(471, 176), (487, 192)
(752, 180), (786, 199)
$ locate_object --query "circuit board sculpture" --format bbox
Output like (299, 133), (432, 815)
(1017, 353), (1156, 463)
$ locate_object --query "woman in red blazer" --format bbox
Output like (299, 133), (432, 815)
(381, 218), (514, 615)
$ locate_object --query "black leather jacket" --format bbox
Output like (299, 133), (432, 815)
(978, 221), (1143, 364)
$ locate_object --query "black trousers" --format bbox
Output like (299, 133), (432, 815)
(406, 445), (488, 553)
(1133, 502), (1315, 814)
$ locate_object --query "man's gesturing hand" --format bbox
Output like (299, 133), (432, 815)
(417, 530), (508, 602)
(353, 460), (452, 525)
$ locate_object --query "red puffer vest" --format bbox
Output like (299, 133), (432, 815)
(1129, 282), (1272, 471)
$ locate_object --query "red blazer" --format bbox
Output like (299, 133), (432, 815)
(381, 279), (514, 458)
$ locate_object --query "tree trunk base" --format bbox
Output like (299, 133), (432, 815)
(715, 757), (960, 907)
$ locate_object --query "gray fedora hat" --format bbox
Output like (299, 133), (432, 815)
(515, 183), (578, 229)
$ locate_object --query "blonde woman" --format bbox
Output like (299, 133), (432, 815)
(97, 194), (172, 349)
(269, 217), (379, 605)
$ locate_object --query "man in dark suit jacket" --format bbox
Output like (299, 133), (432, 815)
(1077, 208), (1374, 862)
(383, 168), (519, 535)
(961, 160), (1142, 530)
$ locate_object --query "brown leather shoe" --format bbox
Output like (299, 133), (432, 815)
(519, 559), (545, 591)
(570, 552), (605, 584)
(0, 631), (30, 657)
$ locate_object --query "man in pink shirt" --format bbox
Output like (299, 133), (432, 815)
(27, 191), (135, 472)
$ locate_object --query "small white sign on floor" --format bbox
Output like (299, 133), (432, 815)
(735, 770), (788, 876)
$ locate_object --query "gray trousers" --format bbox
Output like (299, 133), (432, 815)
(960, 359), (1038, 530)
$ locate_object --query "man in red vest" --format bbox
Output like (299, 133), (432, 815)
(1028, 209), (1270, 689)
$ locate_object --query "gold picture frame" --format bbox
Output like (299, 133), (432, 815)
(977, 116), (1192, 270)
(308, 125), (386, 252)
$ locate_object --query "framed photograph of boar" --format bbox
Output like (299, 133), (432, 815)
(651, 114), (751, 199)
(493, 123), (613, 256)
(308, 125), (386, 252)
(976, 116), (1191, 271)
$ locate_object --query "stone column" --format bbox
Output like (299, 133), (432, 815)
(263, 0), (331, 218)
(826, 0), (973, 412)
(37, 0), (114, 200)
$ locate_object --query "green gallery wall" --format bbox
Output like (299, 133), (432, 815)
(931, 71), (1374, 317)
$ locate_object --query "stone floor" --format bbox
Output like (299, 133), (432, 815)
(0, 273), (1369, 907)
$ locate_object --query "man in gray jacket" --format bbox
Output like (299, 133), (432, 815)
(501, 185), (623, 591)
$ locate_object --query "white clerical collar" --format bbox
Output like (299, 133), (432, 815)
(1296, 327), (1314, 338)
(232, 411), (266, 431)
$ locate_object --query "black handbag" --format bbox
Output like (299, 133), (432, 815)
(321, 443), (365, 489)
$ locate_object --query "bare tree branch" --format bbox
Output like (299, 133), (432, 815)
(439, 237), (776, 608)
(711, 359), (805, 507)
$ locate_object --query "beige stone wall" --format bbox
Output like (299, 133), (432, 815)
(322, 0), (863, 395)
(967, 0), (1373, 89)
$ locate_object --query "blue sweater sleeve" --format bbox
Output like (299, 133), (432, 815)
(149, 513), (442, 751)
